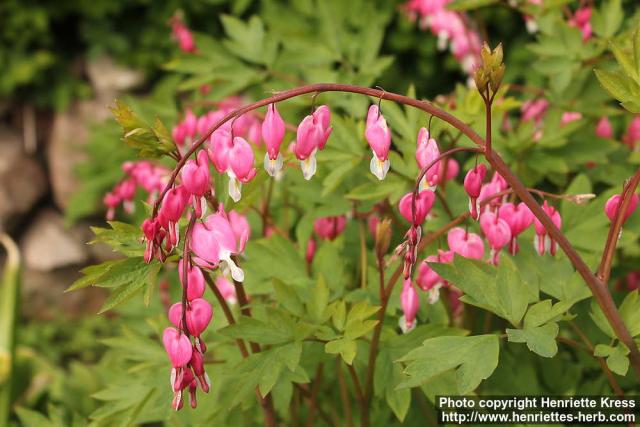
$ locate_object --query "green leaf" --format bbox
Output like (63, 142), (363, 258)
(612, 43), (638, 84)
(590, 299), (615, 338)
(496, 256), (529, 327)
(98, 280), (148, 314)
(591, 0), (623, 38)
(506, 323), (559, 358)
(325, 338), (357, 365)
(594, 343), (629, 376)
(430, 255), (529, 326)
(15, 408), (54, 427)
(220, 315), (293, 345)
(90, 221), (144, 256)
(634, 30), (640, 75)
(619, 290), (640, 337)
(308, 275), (330, 323)
(595, 69), (632, 103)
(110, 100), (174, 158)
(397, 335), (499, 394)
(524, 300), (573, 328)
(330, 300), (347, 331)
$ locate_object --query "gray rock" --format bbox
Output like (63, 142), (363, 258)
(0, 127), (47, 230)
(20, 209), (89, 271)
(86, 55), (144, 100)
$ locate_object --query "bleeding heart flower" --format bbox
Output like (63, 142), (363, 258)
(293, 105), (333, 180)
(262, 103), (286, 176)
(209, 129), (233, 174)
(168, 298), (213, 338)
(365, 104), (391, 180)
(400, 278), (420, 333)
(190, 222), (221, 269)
(499, 202), (534, 255)
(182, 150), (211, 198)
(416, 249), (453, 304)
(178, 259), (206, 301)
(200, 208), (247, 281)
(463, 164), (487, 219)
(447, 227), (485, 260)
(480, 211), (512, 264)
(215, 275), (237, 304)
(415, 127), (440, 189)
(561, 111), (582, 126)
(228, 210), (251, 252)
(306, 237), (316, 263)
(533, 201), (562, 256)
(190, 348), (211, 393)
(162, 327), (193, 368)
(227, 137), (257, 202)
(398, 190), (436, 225)
(313, 216), (347, 241)
(596, 117), (613, 139)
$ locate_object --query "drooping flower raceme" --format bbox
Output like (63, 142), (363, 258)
(365, 104), (392, 180)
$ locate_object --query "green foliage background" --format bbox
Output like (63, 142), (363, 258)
(5, 0), (640, 426)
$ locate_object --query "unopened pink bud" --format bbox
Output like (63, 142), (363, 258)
(604, 194), (639, 223)
(596, 117), (613, 139)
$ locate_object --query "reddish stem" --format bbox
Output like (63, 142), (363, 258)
(597, 168), (640, 284)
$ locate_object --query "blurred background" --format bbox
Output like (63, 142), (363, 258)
(1, 0), (639, 425)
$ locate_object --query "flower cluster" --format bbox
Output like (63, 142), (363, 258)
(159, 207), (249, 410)
(112, 85), (640, 405)
(402, 0), (482, 74)
(103, 161), (169, 220)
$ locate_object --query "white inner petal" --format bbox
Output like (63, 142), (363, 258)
(228, 177), (242, 202)
(301, 152), (317, 180)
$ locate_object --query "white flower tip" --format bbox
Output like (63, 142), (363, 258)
(301, 155), (317, 181)
(228, 177), (242, 203)
(264, 153), (283, 177)
(398, 315), (416, 334)
(369, 156), (390, 180)
(224, 257), (245, 282)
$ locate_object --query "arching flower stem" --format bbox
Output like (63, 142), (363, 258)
(153, 83), (640, 380)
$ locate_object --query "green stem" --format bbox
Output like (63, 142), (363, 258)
(0, 234), (20, 425)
